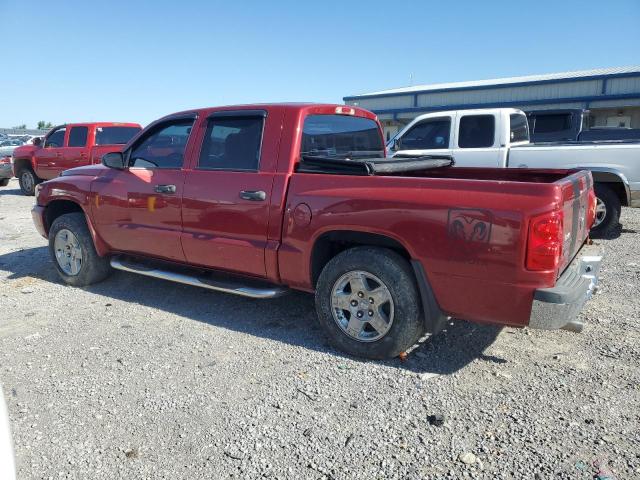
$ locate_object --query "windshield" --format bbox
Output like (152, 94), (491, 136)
(301, 115), (383, 158)
(95, 126), (141, 145)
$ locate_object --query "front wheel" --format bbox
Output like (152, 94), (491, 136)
(18, 168), (40, 196)
(315, 247), (424, 359)
(49, 213), (112, 286)
(590, 184), (621, 238)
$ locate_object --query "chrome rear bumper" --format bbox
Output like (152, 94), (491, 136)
(528, 242), (603, 333)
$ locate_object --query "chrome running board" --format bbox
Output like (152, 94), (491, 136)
(110, 256), (289, 299)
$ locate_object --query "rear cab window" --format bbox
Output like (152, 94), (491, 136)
(531, 114), (572, 134)
(301, 115), (384, 159)
(95, 126), (141, 145)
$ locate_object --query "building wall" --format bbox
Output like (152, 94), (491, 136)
(588, 106), (640, 128)
(348, 70), (640, 136)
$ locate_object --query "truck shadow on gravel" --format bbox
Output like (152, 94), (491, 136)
(0, 187), (23, 197)
(0, 246), (504, 375)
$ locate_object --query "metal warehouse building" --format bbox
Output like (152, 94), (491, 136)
(344, 66), (640, 141)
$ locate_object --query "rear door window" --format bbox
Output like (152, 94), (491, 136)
(509, 114), (529, 143)
(399, 118), (450, 149)
(198, 115), (264, 171)
(68, 126), (88, 147)
(458, 115), (495, 148)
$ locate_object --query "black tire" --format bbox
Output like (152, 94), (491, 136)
(315, 246), (424, 359)
(18, 168), (41, 196)
(0, 178), (9, 187)
(49, 212), (112, 287)
(590, 183), (621, 238)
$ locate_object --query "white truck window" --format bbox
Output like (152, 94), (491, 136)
(399, 118), (450, 149)
(459, 115), (494, 148)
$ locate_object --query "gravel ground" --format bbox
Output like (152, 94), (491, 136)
(1, 177), (639, 480)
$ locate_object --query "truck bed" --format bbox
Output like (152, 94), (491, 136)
(283, 166), (593, 327)
(297, 155), (577, 183)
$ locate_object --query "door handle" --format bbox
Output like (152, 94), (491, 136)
(154, 184), (177, 194)
(55, 152), (62, 157)
(239, 190), (266, 201)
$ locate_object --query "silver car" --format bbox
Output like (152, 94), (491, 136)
(0, 156), (12, 187)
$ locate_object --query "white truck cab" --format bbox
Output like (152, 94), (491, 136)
(388, 108), (529, 168)
(388, 107), (640, 236)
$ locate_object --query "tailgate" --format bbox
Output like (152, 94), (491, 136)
(557, 170), (594, 275)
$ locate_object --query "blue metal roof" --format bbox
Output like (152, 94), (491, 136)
(344, 66), (640, 101)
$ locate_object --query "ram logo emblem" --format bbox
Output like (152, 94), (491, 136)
(448, 209), (493, 243)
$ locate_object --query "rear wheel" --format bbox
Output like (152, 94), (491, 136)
(0, 178), (9, 187)
(18, 168), (40, 196)
(315, 247), (424, 359)
(590, 183), (621, 238)
(49, 213), (112, 286)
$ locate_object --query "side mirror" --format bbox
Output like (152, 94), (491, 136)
(102, 152), (126, 169)
(390, 138), (401, 151)
(33, 137), (42, 147)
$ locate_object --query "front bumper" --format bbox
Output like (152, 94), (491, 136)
(528, 242), (603, 333)
(31, 205), (47, 238)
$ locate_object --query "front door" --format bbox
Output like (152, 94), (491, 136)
(35, 126), (66, 179)
(452, 113), (501, 167)
(181, 110), (276, 277)
(92, 117), (196, 262)
(60, 125), (91, 175)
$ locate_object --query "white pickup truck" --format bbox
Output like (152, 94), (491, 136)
(388, 107), (640, 236)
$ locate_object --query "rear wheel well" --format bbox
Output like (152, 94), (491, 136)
(591, 172), (628, 207)
(44, 200), (84, 232)
(310, 231), (411, 287)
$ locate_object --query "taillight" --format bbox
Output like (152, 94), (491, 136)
(526, 211), (563, 271)
(587, 189), (597, 230)
(0, 156), (10, 165)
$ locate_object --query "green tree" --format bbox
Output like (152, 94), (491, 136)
(13, 124), (27, 129)
(37, 121), (53, 129)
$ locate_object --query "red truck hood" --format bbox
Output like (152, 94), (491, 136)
(60, 164), (109, 177)
(12, 144), (40, 158)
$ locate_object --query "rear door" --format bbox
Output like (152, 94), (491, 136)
(181, 110), (281, 277)
(60, 125), (91, 173)
(35, 126), (66, 179)
(393, 115), (454, 158)
(453, 113), (501, 167)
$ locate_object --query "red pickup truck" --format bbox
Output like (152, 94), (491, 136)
(12, 122), (141, 195)
(31, 104), (602, 359)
